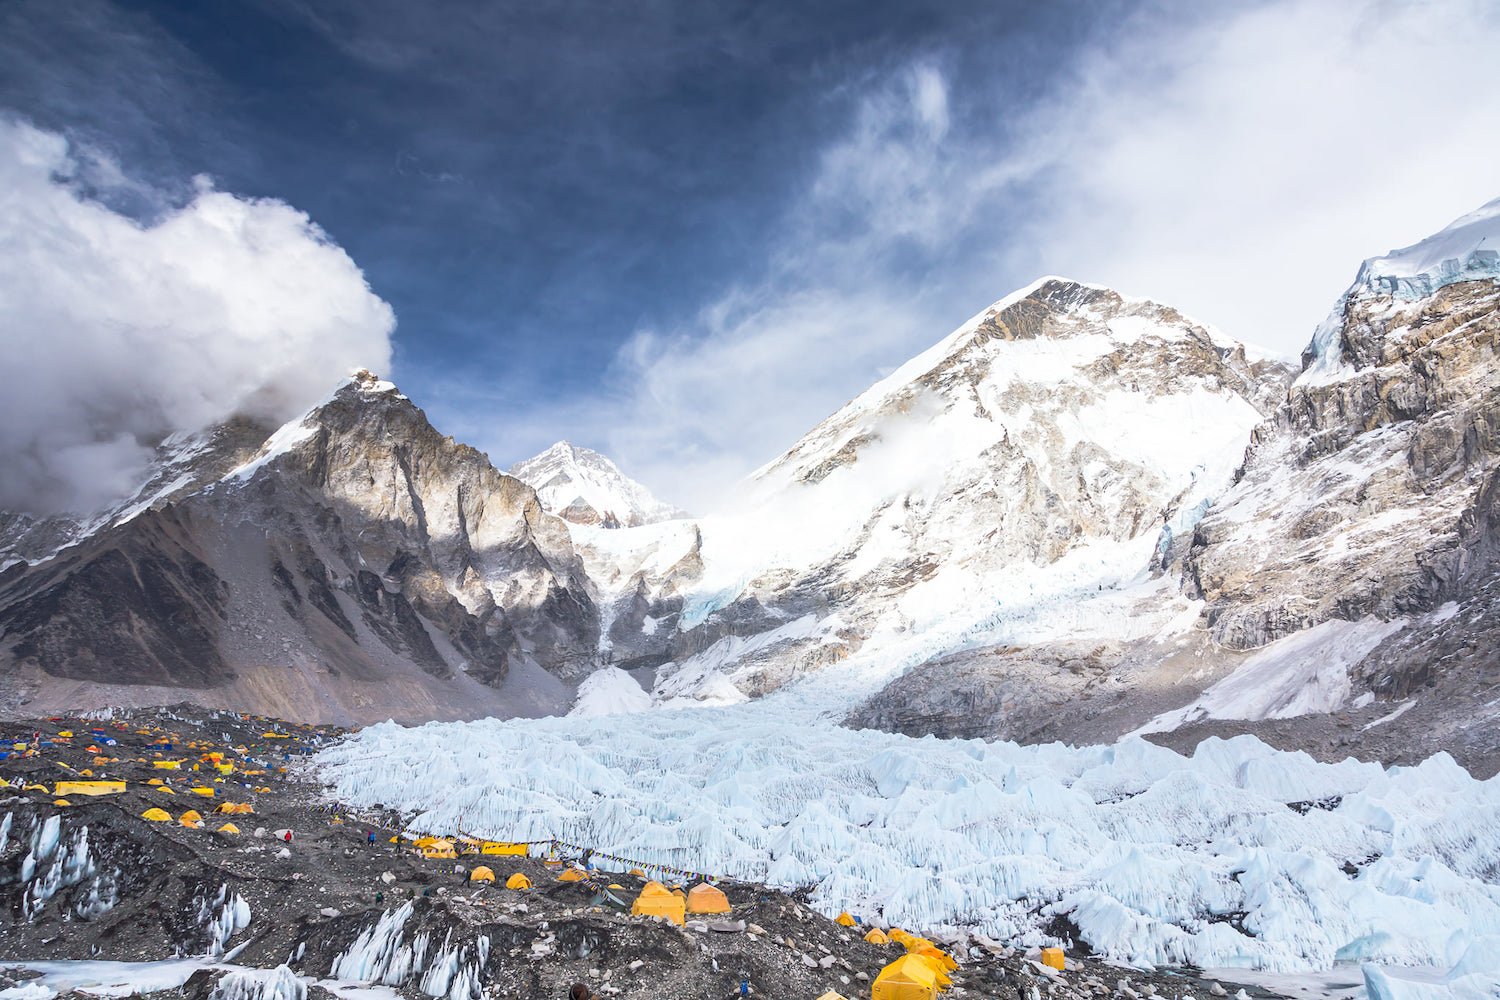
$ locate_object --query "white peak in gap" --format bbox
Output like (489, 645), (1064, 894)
(509, 440), (687, 529)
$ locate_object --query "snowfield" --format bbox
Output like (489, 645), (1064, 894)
(315, 700), (1500, 976)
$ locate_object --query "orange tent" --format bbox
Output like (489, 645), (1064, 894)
(686, 883), (730, 914)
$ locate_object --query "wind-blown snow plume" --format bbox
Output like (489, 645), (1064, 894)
(0, 117), (394, 513)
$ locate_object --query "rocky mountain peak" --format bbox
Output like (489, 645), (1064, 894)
(509, 440), (685, 529)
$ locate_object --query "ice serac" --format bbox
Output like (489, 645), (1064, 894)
(0, 370), (598, 723)
(1181, 201), (1500, 757)
(508, 441), (687, 529)
(610, 277), (1293, 707)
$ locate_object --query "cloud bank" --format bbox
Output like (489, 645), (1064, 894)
(582, 0), (1500, 512)
(0, 117), (394, 514)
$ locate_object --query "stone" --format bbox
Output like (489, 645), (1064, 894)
(708, 920), (745, 933)
(685, 920), (709, 933)
(318, 907), (340, 917)
(628, 961), (644, 972)
(818, 955), (836, 969)
(379, 872), (396, 884)
(746, 923), (766, 935)
(801, 954), (818, 968)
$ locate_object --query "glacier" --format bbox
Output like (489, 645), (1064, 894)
(315, 687), (1500, 975)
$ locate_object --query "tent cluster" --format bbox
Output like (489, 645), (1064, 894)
(627, 880), (730, 926)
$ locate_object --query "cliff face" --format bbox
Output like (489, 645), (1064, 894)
(1188, 278), (1500, 652)
(0, 372), (598, 723)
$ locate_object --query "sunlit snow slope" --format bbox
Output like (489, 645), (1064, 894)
(585, 278), (1292, 707)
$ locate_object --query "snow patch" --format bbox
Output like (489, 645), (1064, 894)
(1135, 617), (1407, 735)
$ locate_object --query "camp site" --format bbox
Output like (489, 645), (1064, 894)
(0, 705), (1283, 1000)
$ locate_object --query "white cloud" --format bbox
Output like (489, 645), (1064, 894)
(583, 0), (1500, 511)
(0, 117), (394, 513)
(1022, 0), (1500, 354)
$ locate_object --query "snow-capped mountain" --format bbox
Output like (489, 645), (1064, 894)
(0, 371), (598, 722)
(578, 278), (1293, 703)
(4, 200), (1499, 771)
(509, 441), (686, 528)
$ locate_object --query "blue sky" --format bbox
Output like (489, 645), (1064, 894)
(3, 0), (1499, 512)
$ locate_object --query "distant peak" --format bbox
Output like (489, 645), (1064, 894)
(510, 441), (688, 528)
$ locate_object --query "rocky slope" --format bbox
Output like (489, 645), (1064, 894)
(0, 372), (598, 723)
(509, 441), (686, 528)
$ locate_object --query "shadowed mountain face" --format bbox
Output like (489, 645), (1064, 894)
(0, 372), (598, 723)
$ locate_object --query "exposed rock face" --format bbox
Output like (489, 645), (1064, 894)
(0, 371), (597, 723)
(509, 441), (686, 528)
(1187, 278), (1500, 650)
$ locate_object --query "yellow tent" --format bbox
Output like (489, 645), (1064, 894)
(469, 866), (495, 882)
(631, 882), (685, 925)
(914, 946), (957, 972)
(557, 868), (586, 882)
(217, 823), (241, 834)
(414, 836), (442, 848)
(147, 778), (165, 785)
(865, 928), (891, 945)
(815, 993), (851, 1000)
(1040, 947), (1065, 971)
(190, 787), (215, 796)
(458, 839), (482, 855)
(179, 810), (203, 826)
(481, 842), (527, 855)
(55, 780), (126, 797)
(53, 799), (71, 806)
(629, 868), (646, 876)
(421, 840), (457, 859)
(57, 731), (73, 738)
(836, 911), (856, 927)
(153, 760), (181, 770)
(214, 802), (254, 814)
(506, 873), (532, 890)
(141, 808), (172, 822)
(909, 953), (953, 988)
(872, 954), (939, 1000)
(686, 883), (731, 914)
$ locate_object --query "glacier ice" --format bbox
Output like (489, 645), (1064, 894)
(316, 704), (1500, 973)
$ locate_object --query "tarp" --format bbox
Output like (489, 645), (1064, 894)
(55, 780), (126, 797)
